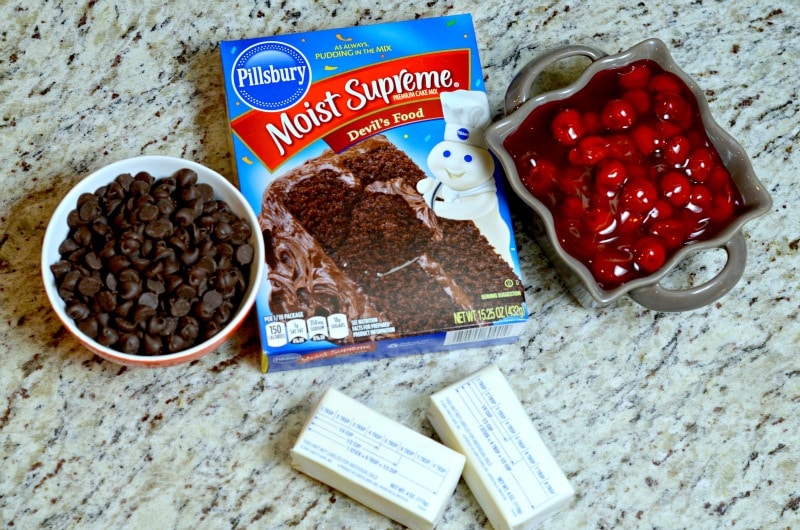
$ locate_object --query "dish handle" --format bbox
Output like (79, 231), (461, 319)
(628, 231), (747, 312)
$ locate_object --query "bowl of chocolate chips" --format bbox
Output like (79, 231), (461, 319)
(42, 156), (265, 367)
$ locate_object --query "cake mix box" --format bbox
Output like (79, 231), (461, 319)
(219, 15), (528, 372)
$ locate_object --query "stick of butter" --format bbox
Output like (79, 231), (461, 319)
(291, 388), (466, 530)
(427, 364), (574, 530)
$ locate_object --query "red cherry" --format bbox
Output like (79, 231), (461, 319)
(626, 161), (649, 182)
(617, 209), (645, 235)
(688, 184), (713, 213)
(570, 135), (609, 166)
(659, 170), (692, 207)
(631, 124), (662, 155)
(606, 134), (636, 160)
(685, 129), (706, 149)
(601, 98), (637, 130)
(551, 108), (585, 146)
(709, 193), (737, 223)
(654, 91), (692, 129)
(618, 62), (652, 90)
(647, 199), (675, 224)
(649, 218), (686, 250)
(621, 178), (658, 214)
(591, 248), (633, 288)
(686, 147), (715, 183)
(524, 158), (558, 198)
(557, 166), (588, 197)
(707, 165), (733, 192)
(648, 161), (669, 182)
(559, 195), (585, 220)
(622, 89), (652, 115)
(633, 236), (667, 274)
(581, 111), (602, 134)
(594, 158), (627, 191)
(584, 205), (616, 237)
(664, 135), (691, 167)
(656, 119), (684, 143)
(556, 219), (592, 260)
(648, 73), (684, 94)
(678, 209), (708, 240)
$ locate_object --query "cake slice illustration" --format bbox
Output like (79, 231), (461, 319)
(258, 134), (523, 342)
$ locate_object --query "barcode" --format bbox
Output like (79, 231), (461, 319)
(443, 323), (526, 346)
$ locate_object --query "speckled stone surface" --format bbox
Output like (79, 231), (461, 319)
(1, 1), (798, 529)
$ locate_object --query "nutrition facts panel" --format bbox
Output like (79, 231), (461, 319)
(441, 372), (557, 515)
(265, 313), (349, 347)
(294, 390), (463, 516)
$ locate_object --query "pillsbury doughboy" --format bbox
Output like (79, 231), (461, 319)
(418, 90), (514, 268)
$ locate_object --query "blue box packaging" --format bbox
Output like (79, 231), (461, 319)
(219, 15), (528, 372)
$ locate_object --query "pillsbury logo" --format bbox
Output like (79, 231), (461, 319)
(232, 41), (311, 112)
(456, 127), (470, 141)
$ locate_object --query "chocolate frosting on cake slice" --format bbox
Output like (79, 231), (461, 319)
(259, 153), (387, 334)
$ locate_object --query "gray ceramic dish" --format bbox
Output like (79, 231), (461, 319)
(486, 38), (772, 311)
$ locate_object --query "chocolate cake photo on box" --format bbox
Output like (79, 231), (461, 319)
(259, 122), (524, 344)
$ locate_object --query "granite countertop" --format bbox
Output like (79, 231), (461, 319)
(1, 1), (798, 528)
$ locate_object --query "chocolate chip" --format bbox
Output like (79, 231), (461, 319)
(116, 317), (137, 333)
(168, 334), (190, 353)
(144, 260), (165, 279)
(77, 276), (102, 297)
(73, 226), (93, 247)
(50, 260), (73, 279)
(147, 316), (168, 335)
(139, 292), (158, 309)
(66, 302), (91, 321)
(78, 195), (101, 222)
(197, 183), (214, 202)
(179, 316), (199, 340)
(115, 299), (133, 318)
(180, 184), (200, 203)
(97, 327), (119, 347)
(61, 269), (82, 290)
(231, 221), (252, 243)
(202, 289), (223, 310)
(143, 334), (163, 355)
(145, 218), (173, 240)
(118, 268), (140, 284)
(157, 198), (175, 216)
(58, 239), (79, 255)
(174, 207), (196, 227)
(175, 168), (197, 187)
(175, 284), (196, 300)
(129, 179), (150, 196)
(133, 304), (156, 325)
(85, 252), (103, 270)
(235, 244), (254, 265)
(137, 203), (159, 223)
(77, 317), (100, 338)
(118, 333), (140, 353)
(96, 291), (117, 312)
(146, 279), (165, 294)
(215, 222), (233, 241)
(119, 280), (142, 300)
(119, 232), (142, 255)
(169, 297), (191, 317)
(180, 247), (200, 266)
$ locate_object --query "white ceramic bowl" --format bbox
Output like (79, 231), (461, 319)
(42, 156), (265, 367)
